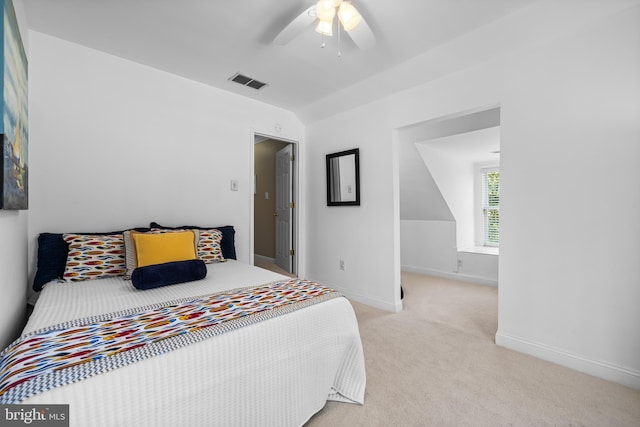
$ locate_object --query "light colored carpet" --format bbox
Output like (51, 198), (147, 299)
(254, 258), (296, 277)
(305, 271), (640, 426)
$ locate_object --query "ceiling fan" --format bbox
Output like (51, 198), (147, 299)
(274, 0), (376, 51)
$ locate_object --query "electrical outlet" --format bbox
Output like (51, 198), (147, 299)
(457, 259), (463, 269)
(339, 260), (345, 271)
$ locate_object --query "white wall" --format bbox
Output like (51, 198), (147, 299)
(305, 5), (640, 388)
(457, 251), (498, 286)
(496, 5), (640, 388)
(0, 209), (27, 347)
(0, 0), (28, 349)
(401, 220), (456, 274)
(306, 104), (401, 312)
(27, 31), (304, 286)
(400, 219), (498, 286)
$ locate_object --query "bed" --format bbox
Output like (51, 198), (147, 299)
(0, 225), (366, 426)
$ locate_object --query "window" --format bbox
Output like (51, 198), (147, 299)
(482, 168), (500, 246)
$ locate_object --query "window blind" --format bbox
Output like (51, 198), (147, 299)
(482, 169), (500, 246)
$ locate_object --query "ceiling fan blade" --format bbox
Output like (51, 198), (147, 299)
(345, 17), (376, 50)
(273, 5), (317, 45)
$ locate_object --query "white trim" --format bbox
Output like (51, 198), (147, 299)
(332, 285), (402, 313)
(458, 246), (499, 256)
(254, 254), (276, 264)
(496, 331), (640, 390)
(401, 264), (498, 287)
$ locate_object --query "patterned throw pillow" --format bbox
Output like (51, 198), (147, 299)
(122, 230), (138, 280)
(197, 229), (225, 264)
(149, 222), (236, 260)
(151, 228), (225, 264)
(62, 234), (127, 281)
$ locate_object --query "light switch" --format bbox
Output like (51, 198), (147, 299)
(265, 192), (269, 200)
(230, 180), (238, 191)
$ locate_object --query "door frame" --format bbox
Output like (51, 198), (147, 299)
(250, 130), (302, 276)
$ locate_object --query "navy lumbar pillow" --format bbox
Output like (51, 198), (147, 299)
(131, 259), (207, 290)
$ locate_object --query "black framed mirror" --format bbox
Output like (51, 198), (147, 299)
(326, 148), (360, 206)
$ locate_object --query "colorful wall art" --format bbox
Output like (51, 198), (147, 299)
(1, 0), (28, 210)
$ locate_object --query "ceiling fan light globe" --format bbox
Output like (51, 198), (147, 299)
(315, 0), (336, 22)
(338, 2), (362, 31)
(315, 19), (333, 36)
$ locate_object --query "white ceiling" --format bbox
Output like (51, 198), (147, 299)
(418, 126), (501, 163)
(22, 0), (538, 113)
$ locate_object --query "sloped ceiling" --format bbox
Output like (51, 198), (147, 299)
(399, 141), (453, 221)
(22, 0), (537, 116)
(398, 108), (500, 222)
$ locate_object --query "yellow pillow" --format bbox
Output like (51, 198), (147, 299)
(131, 230), (198, 268)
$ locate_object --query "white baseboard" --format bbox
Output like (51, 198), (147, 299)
(496, 331), (640, 390)
(331, 285), (402, 313)
(401, 265), (498, 287)
(254, 254), (276, 264)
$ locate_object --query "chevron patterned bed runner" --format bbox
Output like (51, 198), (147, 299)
(0, 278), (339, 404)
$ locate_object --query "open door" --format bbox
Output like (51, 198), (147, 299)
(275, 144), (293, 272)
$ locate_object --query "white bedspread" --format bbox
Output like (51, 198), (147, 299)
(20, 261), (366, 426)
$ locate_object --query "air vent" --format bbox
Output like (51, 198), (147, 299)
(229, 73), (268, 90)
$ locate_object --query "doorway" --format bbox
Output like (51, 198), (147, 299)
(253, 134), (297, 276)
(395, 106), (500, 302)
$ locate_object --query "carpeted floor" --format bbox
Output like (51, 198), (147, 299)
(305, 271), (640, 426)
(254, 258), (296, 277)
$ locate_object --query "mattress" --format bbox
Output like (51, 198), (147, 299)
(16, 261), (366, 426)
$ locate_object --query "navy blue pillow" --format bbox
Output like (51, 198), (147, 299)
(131, 259), (207, 290)
(149, 222), (236, 260)
(33, 233), (71, 292)
(33, 228), (150, 292)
